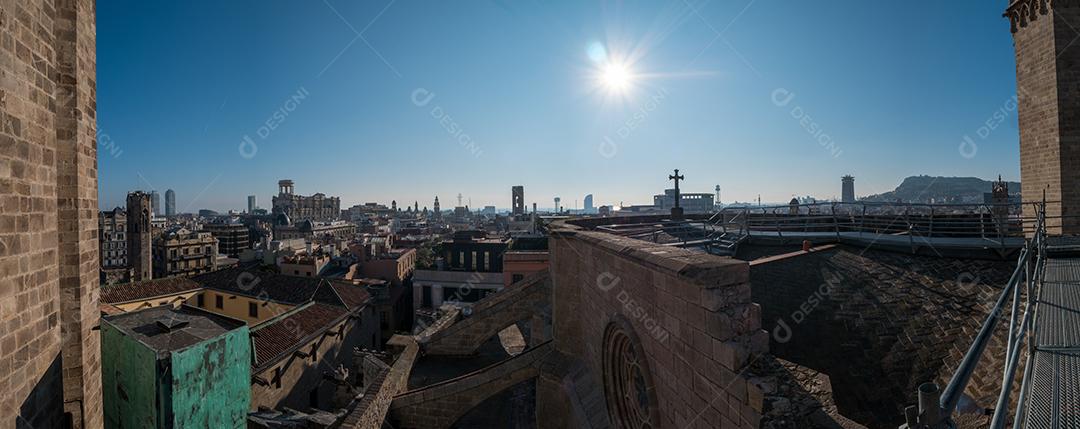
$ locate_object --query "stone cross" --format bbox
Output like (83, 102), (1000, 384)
(669, 169), (684, 208)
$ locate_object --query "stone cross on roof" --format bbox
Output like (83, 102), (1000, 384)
(669, 169), (684, 208)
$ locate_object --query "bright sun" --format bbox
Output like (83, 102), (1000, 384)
(599, 62), (633, 93)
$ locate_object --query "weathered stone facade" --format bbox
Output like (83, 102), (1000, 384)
(0, 0), (102, 427)
(546, 223), (769, 429)
(98, 207), (126, 268)
(272, 179), (341, 222)
(126, 191), (152, 281)
(1008, 0), (1080, 234)
(151, 227), (217, 278)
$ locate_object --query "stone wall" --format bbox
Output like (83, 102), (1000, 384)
(389, 341), (553, 428)
(420, 272), (550, 356)
(0, 0), (101, 427)
(547, 225), (768, 429)
(1009, 1), (1080, 234)
(749, 246), (1019, 428)
(340, 336), (419, 428)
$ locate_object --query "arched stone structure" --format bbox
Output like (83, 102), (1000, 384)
(388, 341), (554, 428)
(420, 272), (551, 356)
(601, 317), (661, 428)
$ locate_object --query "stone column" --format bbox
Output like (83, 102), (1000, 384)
(55, 0), (103, 425)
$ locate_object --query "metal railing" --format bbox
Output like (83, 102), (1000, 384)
(899, 202), (1048, 429)
(717, 201), (1039, 240)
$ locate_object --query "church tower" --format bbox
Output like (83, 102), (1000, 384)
(126, 191), (153, 281)
(1007, 0), (1080, 233)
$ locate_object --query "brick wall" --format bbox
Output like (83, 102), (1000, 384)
(548, 226), (768, 428)
(0, 0), (101, 427)
(1010, 1), (1080, 234)
(749, 247), (1019, 428)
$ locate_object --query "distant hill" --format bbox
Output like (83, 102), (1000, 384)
(860, 175), (1020, 204)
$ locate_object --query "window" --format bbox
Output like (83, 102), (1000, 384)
(248, 302), (258, 318)
(471, 251), (478, 270)
(215, 295), (223, 309)
(196, 294), (204, 307)
(484, 252), (490, 271)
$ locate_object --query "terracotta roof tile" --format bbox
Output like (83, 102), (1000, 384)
(251, 303), (348, 368)
(99, 277), (202, 304)
(329, 281), (372, 311)
(192, 267), (332, 305)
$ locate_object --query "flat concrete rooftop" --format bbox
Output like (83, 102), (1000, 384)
(103, 305), (245, 353)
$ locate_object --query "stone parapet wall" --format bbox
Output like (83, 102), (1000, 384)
(341, 335), (419, 428)
(548, 223), (768, 428)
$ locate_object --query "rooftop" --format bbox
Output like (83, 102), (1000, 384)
(103, 305), (246, 353)
(100, 277), (202, 304)
(251, 302), (348, 368)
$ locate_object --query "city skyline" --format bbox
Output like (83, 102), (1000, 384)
(97, 1), (1020, 211)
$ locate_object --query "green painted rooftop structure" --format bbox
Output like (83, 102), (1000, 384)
(102, 305), (252, 429)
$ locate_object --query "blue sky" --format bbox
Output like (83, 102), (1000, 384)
(98, 1), (1020, 212)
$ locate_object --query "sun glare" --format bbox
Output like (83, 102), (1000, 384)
(599, 62), (634, 94)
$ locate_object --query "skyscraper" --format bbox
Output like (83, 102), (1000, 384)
(841, 175), (856, 203)
(165, 189), (176, 217)
(584, 194), (594, 214)
(150, 190), (161, 216)
(512, 185), (525, 215)
(247, 195), (256, 213)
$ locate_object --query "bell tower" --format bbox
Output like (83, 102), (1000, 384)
(1007, 0), (1080, 233)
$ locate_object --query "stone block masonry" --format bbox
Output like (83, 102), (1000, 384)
(0, 0), (102, 427)
(1008, 0), (1080, 234)
(547, 222), (768, 429)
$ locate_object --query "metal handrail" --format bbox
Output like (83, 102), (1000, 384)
(900, 202), (1047, 429)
